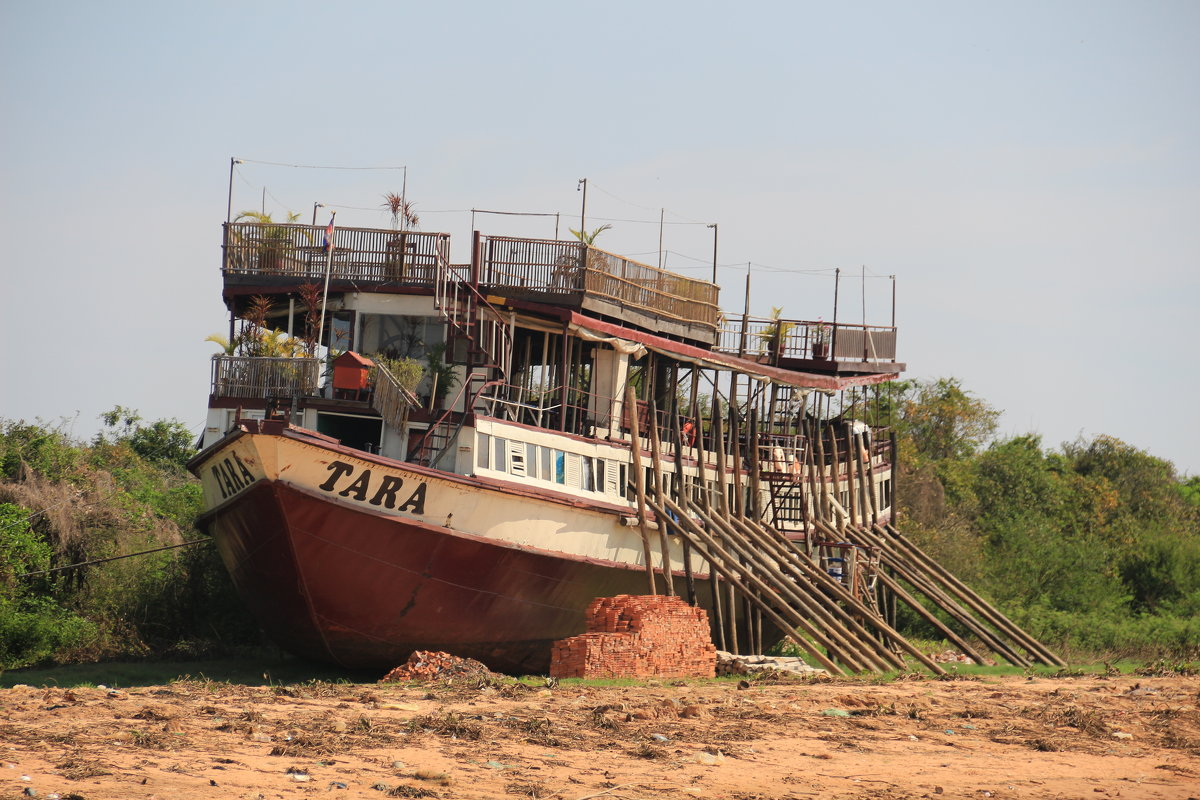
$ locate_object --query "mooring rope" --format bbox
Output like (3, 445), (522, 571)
(15, 538), (213, 579)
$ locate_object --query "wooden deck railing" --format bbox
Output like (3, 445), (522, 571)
(583, 247), (720, 329)
(716, 317), (897, 363)
(222, 223), (451, 284)
(210, 355), (320, 398)
(478, 236), (721, 331)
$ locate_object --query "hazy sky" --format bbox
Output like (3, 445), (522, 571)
(2, 1), (1197, 473)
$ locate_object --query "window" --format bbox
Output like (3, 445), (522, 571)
(494, 437), (508, 472)
(508, 440), (527, 477)
(526, 443), (539, 479)
(477, 433), (491, 468)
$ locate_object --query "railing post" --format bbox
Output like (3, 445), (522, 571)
(831, 267), (841, 360)
(471, 231), (481, 287)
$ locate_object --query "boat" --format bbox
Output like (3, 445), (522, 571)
(190, 203), (905, 674)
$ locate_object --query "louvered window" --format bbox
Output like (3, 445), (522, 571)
(507, 440), (527, 477)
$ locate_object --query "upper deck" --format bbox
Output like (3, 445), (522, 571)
(222, 223), (720, 345)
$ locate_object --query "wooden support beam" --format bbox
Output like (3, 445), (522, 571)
(642, 491), (847, 675)
(623, 381), (658, 595)
(879, 523), (1066, 667)
(645, 395), (675, 597)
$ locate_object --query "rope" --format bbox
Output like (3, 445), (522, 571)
(15, 538), (213, 579)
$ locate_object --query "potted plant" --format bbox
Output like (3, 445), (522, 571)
(234, 210), (303, 273)
(382, 192), (420, 278)
(755, 306), (795, 362)
(810, 319), (832, 360)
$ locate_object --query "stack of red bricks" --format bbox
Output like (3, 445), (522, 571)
(550, 595), (717, 679)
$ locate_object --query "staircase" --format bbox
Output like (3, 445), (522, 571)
(400, 250), (516, 468)
(433, 251), (512, 376)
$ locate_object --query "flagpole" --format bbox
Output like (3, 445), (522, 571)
(317, 211), (337, 366)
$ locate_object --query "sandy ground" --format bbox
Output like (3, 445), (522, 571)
(1, 670), (1197, 800)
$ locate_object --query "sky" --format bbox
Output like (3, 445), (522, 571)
(2, 1), (1197, 473)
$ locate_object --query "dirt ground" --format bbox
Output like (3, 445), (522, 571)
(1, 669), (1198, 800)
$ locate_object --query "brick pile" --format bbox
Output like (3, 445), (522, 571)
(377, 650), (494, 683)
(550, 595), (717, 679)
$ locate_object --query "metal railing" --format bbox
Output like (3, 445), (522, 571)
(210, 355), (320, 398)
(222, 223), (451, 284)
(716, 317), (897, 363)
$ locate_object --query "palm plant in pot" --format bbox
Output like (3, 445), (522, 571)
(755, 306), (795, 362)
(809, 319), (832, 360)
(234, 210), (303, 273)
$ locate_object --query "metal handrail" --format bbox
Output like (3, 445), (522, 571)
(716, 317), (898, 362)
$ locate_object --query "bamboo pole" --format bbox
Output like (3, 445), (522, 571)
(707, 512), (894, 672)
(727, 405), (759, 653)
(643, 491), (847, 675)
(645, 395), (676, 597)
(880, 523), (1066, 667)
(871, 568), (989, 664)
(862, 431), (881, 525)
(721, 513), (924, 673)
(711, 402), (740, 654)
(842, 522), (1029, 666)
(693, 382), (725, 650)
(828, 424), (844, 534)
(667, 393), (698, 606)
(624, 381), (658, 595)
(844, 424), (859, 529)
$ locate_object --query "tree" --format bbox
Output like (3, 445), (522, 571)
(96, 407), (195, 469)
(899, 378), (999, 464)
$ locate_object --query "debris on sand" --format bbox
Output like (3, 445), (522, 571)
(716, 651), (827, 678)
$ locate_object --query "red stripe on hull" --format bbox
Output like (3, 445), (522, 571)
(201, 481), (658, 674)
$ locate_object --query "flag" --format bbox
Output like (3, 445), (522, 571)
(323, 216), (336, 251)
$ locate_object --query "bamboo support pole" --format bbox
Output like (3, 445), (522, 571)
(747, 408), (765, 654)
(862, 432), (881, 525)
(701, 503), (883, 671)
(624, 382), (658, 595)
(842, 523), (1030, 666)
(830, 427), (846, 534)
(879, 523), (1066, 667)
(645, 396), (675, 597)
(727, 405), (756, 653)
(804, 515), (1008, 669)
(871, 568), (989, 664)
(724, 513), (935, 673)
(708, 512), (897, 672)
(844, 425), (858, 529)
(667, 395), (698, 606)
(642, 491), (847, 675)
(711, 402), (740, 654)
(693, 386), (725, 650)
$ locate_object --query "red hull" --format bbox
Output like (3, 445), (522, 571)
(200, 481), (659, 674)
